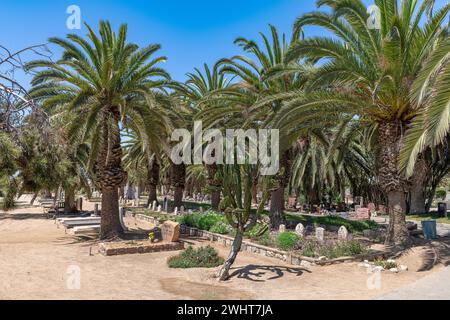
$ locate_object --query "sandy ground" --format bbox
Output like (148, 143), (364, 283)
(0, 195), (445, 300)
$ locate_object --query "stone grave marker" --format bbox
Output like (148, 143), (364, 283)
(356, 208), (370, 220)
(161, 221), (180, 242)
(316, 227), (325, 243)
(157, 205), (162, 212)
(174, 207), (178, 215)
(279, 224), (286, 233)
(338, 226), (348, 241)
(295, 223), (305, 237)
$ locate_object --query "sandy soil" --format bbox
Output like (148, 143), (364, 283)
(0, 195), (444, 300)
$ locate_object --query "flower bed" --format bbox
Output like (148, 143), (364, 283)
(125, 211), (389, 267)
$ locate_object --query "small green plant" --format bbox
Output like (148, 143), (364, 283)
(198, 211), (226, 230)
(435, 187), (447, 200)
(373, 259), (398, 270)
(209, 221), (233, 235)
(276, 232), (300, 251)
(247, 223), (269, 239)
(256, 233), (277, 247)
(148, 232), (155, 242)
(168, 246), (224, 268)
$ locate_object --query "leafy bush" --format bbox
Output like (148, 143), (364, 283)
(373, 259), (397, 270)
(317, 240), (369, 259)
(436, 188), (447, 200)
(256, 233), (277, 247)
(247, 223), (269, 239)
(276, 232), (300, 251)
(168, 246), (224, 268)
(299, 240), (320, 257)
(198, 211), (227, 230)
(209, 221), (233, 235)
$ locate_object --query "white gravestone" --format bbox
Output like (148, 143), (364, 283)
(316, 227), (325, 243)
(338, 226), (348, 241)
(279, 224), (286, 233)
(295, 223), (305, 237)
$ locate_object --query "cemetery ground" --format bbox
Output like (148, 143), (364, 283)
(1, 196), (449, 300)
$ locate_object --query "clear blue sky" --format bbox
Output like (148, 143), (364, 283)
(0, 0), (447, 86)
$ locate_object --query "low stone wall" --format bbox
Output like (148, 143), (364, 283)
(126, 211), (388, 267)
(99, 241), (184, 256)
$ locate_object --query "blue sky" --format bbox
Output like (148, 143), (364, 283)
(0, 0), (447, 86)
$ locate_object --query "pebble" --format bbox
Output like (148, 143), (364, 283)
(389, 268), (399, 273)
(399, 265), (408, 272)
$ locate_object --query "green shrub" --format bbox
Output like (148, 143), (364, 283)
(209, 221), (233, 235)
(317, 240), (369, 259)
(247, 223), (269, 239)
(168, 246), (224, 268)
(436, 188), (447, 200)
(198, 211), (226, 231)
(286, 214), (381, 233)
(373, 259), (397, 270)
(256, 233), (277, 247)
(276, 232), (300, 251)
(299, 240), (320, 257)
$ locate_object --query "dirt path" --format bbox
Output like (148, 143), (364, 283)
(0, 196), (444, 300)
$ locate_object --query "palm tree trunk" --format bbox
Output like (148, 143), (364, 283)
(95, 111), (127, 240)
(146, 159), (160, 207)
(100, 188), (122, 238)
(270, 187), (285, 228)
(408, 156), (429, 214)
(170, 163), (186, 209)
(269, 149), (291, 228)
(207, 163), (221, 210)
(377, 121), (410, 245)
(64, 188), (78, 214)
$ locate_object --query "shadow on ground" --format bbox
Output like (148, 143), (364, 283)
(229, 264), (311, 282)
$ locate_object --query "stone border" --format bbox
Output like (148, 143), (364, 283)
(126, 211), (389, 267)
(99, 241), (184, 256)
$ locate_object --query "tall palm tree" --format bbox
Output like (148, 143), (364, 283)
(174, 63), (233, 209)
(27, 21), (170, 239)
(276, 0), (449, 244)
(215, 25), (307, 228)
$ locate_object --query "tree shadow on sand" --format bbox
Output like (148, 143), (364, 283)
(0, 213), (48, 221)
(228, 264), (311, 282)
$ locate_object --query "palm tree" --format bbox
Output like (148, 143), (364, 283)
(174, 63), (233, 209)
(215, 25), (307, 228)
(27, 21), (170, 239)
(276, 0), (449, 244)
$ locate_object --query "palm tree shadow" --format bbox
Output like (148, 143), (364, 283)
(419, 239), (450, 271)
(228, 264), (311, 282)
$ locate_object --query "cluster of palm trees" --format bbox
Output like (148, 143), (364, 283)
(17, 0), (449, 244)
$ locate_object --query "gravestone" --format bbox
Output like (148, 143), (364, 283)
(152, 201), (157, 211)
(295, 223), (305, 237)
(161, 221), (180, 242)
(157, 205), (162, 212)
(316, 227), (325, 243)
(338, 226), (348, 241)
(180, 206), (185, 215)
(188, 209), (193, 215)
(356, 208), (370, 220)
(368, 203), (376, 213)
(279, 224), (286, 233)
(174, 207), (178, 215)
(438, 203), (447, 218)
(163, 201), (169, 213)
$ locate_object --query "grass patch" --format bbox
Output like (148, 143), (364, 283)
(276, 232), (300, 251)
(406, 213), (450, 224)
(168, 246), (224, 268)
(286, 214), (381, 233)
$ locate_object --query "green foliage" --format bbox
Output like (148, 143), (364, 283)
(373, 259), (397, 270)
(317, 240), (369, 259)
(436, 188), (447, 200)
(168, 246), (224, 269)
(276, 232), (300, 251)
(247, 223), (269, 239)
(209, 221), (233, 235)
(197, 211), (227, 231)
